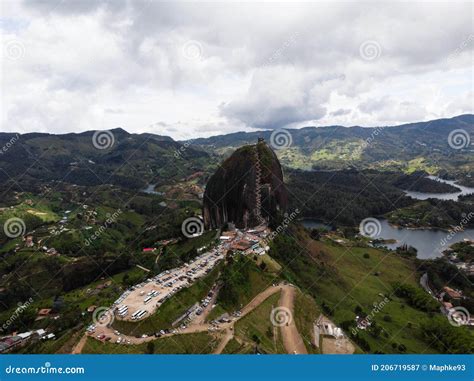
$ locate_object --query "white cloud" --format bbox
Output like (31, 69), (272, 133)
(0, 1), (472, 138)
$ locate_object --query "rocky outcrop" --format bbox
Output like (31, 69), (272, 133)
(203, 139), (288, 229)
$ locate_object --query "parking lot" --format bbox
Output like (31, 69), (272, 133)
(111, 248), (226, 321)
(82, 226), (272, 348)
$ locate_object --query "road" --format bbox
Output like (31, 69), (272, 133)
(420, 273), (437, 299)
(190, 283), (221, 325)
(71, 334), (88, 354)
(278, 286), (308, 354)
(213, 328), (233, 354)
(77, 284), (307, 354)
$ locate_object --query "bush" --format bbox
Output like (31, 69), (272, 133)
(393, 283), (439, 312)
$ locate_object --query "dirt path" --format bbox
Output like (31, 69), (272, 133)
(240, 285), (281, 316)
(213, 328), (233, 354)
(71, 334), (88, 354)
(279, 286), (307, 354)
(80, 283), (294, 352)
(135, 264), (151, 272)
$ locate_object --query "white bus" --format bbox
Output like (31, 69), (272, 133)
(136, 310), (147, 320)
(117, 305), (128, 313)
(144, 296), (152, 304)
(131, 310), (142, 320)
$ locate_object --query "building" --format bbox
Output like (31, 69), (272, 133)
(37, 308), (51, 317)
(443, 286), (462, 301)
(441, 301), (453, 314)
(0, 336), (23, 353)
(87, 305), (97, 313)
(231, 239), (252, 252)
(25, 235), (34, 248)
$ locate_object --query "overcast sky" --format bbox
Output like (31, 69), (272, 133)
(1, 1), (473, 139)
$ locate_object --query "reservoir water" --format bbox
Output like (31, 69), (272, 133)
(404, 176), (474, 201)
(301, 218), (474, 259)
(374, 219), (474, 259)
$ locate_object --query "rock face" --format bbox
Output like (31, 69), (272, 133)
(203, 139), (288, 229)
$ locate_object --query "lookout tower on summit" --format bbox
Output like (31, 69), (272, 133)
(202, 139), (288, 230)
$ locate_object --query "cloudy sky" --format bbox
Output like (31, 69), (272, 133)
(1, 1), (473, 139)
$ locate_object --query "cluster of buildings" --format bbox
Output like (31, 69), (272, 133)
(219, 225), (270, 256)
(439, 286), (474, 327)
(443, 239), (474, 277)
(440, 286), (464, 312)
(0, 329), (55, 353)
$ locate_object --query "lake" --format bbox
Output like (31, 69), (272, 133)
(404, 176), (474, 201)
(301, 218), (474, 259)
(374, 219), (474, 259)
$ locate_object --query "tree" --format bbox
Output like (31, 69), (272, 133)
(146, 342), (155, 354)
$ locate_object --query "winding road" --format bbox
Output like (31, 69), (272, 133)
(279, 286), (308, 354)
(73, 284), (307, 355)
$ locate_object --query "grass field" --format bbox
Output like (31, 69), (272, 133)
(168, 230), (218, 258)
(271, 229), (441, 354)
(293, 291), (320, 354)
(221, 338), (250, 354)
(62, 267), (148, 311)
(0, 200), (60, 223)
(208, 259), (279, 321)
(309, 239), (440, 354)
(234, 292), (286, 354)
(253, 253), (282, 273)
